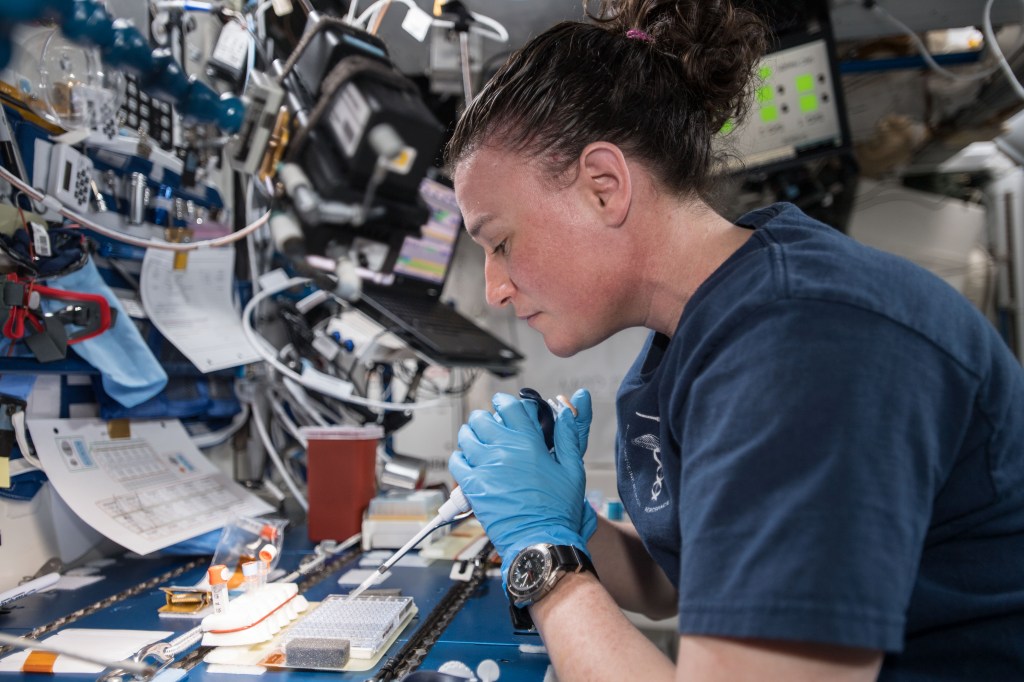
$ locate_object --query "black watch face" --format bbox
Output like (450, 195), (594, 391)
(509, 547), (551, 596)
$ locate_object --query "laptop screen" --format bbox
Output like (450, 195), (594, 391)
(391, 178), (462, 286)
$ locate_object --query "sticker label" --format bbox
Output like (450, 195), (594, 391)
(30, 221), (51, 257)
(327, 83), (371, 159)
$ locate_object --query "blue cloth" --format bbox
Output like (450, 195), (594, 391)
(616, 203), (1024, 680)
(44, 258), (167, 408)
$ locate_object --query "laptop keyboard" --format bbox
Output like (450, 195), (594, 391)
(362, 291), (514, 358)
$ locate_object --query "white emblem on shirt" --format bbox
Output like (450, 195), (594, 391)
(631, 412), (666, 510)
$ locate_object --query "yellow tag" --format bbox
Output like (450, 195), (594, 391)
(173, 252), (189, 270)
(0, 456), (9, 488)
(107, 419), (131, 439)
(384, 146), (417, 175)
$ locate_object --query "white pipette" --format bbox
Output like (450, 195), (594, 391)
(348, 487), (471, 599)
(348, 392), (577, 600)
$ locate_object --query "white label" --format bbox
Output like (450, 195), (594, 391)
(30, 221), (51, 257)
(311, 331), (339, 361)
(402, 6), (433, 42)
(327, 83), (371, 159)
(211, 21), (250, 72)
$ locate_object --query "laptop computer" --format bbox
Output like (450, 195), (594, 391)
(353, 177), (523, 375)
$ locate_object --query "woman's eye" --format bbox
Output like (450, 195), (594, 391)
(492, 240), (507, 255)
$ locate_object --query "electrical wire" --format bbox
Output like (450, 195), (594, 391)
(10, 410), (41, 470)
(346, 0), (361, 24)
(269, 394), (308, 446)
(350, 0), (509, 43)
(189, 403), (251, 448)
(869, 0), (1024, 90)
(250, 398), (309, 512)
(241, 276), (447, 412)
(983, 0), (1024, 101)
(0, 164), (270, 251)
(368, 0), (394, 35)
(281, 375), (330, 426)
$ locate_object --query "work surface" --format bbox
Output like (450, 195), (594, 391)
(0, 534), (553, 682)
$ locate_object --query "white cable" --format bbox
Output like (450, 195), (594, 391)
(869, 3), (1003, 82)
(261, 476), (286, 503)
(241, 276), (446, 411)
(352, 0), (507, 42)
(983, 0), (1024, 101)
(162, 626), (204, 657)
(269, 395), (308, 447)
(353, 0), (401, 28)
(430, 14), (508, 43)
(190, 403), (251, 449)
(0, 165), (270, 251)
(464, 11), (509, 43)
(250, 399), (309, 512)
(11, 411), (42, 470)
(459, 30), (474, 102)
(281, 376), (329, 426)
(254, 0), (274, 40)
(244, 180), (268, 296)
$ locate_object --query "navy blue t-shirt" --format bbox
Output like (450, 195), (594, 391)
(616, 203), (1024, 679)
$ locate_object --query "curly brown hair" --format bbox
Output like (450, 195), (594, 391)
(446, 0), (768, 200)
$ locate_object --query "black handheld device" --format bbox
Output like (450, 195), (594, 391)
(518, 387), (556, 451)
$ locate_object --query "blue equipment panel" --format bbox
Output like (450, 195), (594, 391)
(0, 544), (554, 682)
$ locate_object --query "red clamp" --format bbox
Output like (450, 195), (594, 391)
(1, 273), (115, 345)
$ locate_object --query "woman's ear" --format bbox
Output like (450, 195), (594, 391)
(577, 142), (632, 227)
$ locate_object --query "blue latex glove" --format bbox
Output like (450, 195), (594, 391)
(45, 258), (167, 407)
(449, 388), (594, 589)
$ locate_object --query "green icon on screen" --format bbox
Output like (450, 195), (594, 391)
(799, 94), (818, 113)
(796, 74), (815, 93)
(760, 106), (778, 123)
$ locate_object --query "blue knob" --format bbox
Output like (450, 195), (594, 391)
(106, 23), (154, 68)
(217, 94), (245, 134)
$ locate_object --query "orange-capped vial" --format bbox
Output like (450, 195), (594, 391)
(258, 544), (277, 587)
(259, 524), (278, 542)
(208, 564), (230, 613)
(258, 544), (277, 564)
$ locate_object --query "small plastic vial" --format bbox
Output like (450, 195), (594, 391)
(258, 544), (277, 588)
(208, 564), (231, 614)
(241, 560), (260, 594)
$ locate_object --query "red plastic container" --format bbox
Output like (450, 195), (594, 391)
(303, 425), (384, 542)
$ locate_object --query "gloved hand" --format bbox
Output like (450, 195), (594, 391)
(449, 388), (595, 589)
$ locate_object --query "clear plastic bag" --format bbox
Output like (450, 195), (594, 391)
(210, 516), (288, 589)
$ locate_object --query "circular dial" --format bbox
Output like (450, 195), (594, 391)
(509, 547), (550, 596)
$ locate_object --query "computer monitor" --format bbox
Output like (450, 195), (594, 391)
(722, 1), (852, 174)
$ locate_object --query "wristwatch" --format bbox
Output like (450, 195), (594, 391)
(506, 543), (597, 630)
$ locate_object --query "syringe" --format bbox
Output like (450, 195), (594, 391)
(347, 390), (577, 600)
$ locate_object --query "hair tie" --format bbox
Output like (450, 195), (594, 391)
(626, 28), (653, 43)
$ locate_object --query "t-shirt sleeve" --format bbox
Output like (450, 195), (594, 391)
(675, 299), (967, 652)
